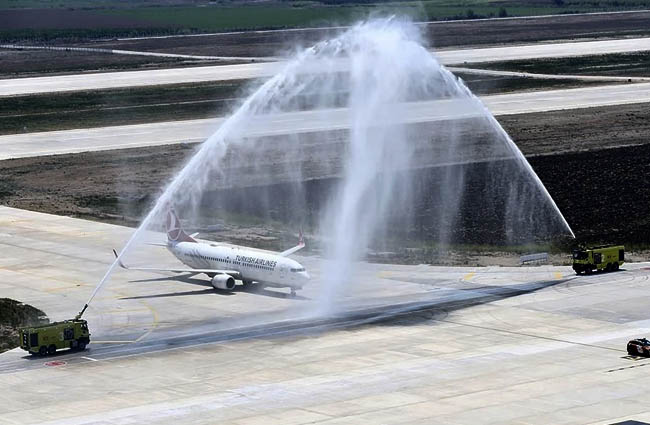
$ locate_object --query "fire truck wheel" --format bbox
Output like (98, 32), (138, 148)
(48, 345), (56, 355)
(38, 346), (48, 356)
(77, 340), (87, 351)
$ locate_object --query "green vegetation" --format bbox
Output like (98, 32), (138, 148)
(0, 298), (49, 354)
(102, 5), (369, 32)
(464, 52), (650, 77)
(0, 0), (221, 7)
(2, 0), (650, 42)
(0, 28), (182, 43)
(101, 1), (650, 33)
(100, 3), (553, 33)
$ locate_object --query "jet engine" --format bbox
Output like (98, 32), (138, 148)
(211, 274), (236, 291)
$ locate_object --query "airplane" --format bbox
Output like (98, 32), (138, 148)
(115, 208), (310, 296)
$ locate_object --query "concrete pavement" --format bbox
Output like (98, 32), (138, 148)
(2, 37), (650, 96)
(1, 82), (648, 160)
(1, 206), (650, 424)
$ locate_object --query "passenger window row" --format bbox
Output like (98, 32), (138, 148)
(190, 253), (231, 264)
(188, 252), (274, 271)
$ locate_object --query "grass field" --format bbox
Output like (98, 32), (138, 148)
(2, 0), (650, 42)
(100, 1), (650, 32)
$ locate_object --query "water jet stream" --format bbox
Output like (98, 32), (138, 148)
(89, 17), (574, 316)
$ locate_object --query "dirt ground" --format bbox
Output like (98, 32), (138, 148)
(4, 11), (650, 77)
(58, 11), (650, 52)
(468, 52), (650, 78)
(1, 103), (650, 261)
(0, 8), (161, 31)
(408, 250), (649, 267)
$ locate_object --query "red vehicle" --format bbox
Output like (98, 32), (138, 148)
(627, 338), (650, 356)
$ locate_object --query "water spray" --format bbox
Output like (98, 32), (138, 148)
(82, 17), (574, 321)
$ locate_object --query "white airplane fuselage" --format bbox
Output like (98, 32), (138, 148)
(168, 241), (310, 290)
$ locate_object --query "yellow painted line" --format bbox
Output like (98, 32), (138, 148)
(554, 272), (563, 279)
(377, 271), (393, 279)
(93, 296), (119, 301)
(44, 285), (84, 294)
(0, 219), (29, 225)
(102, 308), (150, 314)
(108, 287), (160, 344)
(463, 272), (475, 281)
(135, 300), (160, 343)
(107, 323), (155, 329)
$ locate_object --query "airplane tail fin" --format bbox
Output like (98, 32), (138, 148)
(166, 208), (197, 243)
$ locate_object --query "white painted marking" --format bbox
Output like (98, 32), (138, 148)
(2, 82), (650, 160)
(2, 37), (650, 97)
(80, 356), (98, 362)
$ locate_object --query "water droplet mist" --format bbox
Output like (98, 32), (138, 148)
(100, 17), (574, 317)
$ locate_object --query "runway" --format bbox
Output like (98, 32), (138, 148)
(448, 66), (650, 82)
(2, 82), (649, 160)
(2, 37), (650, 96)
(1, 206), (650, 424)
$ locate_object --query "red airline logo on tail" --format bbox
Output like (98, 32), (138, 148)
(166, 208), (196, 243)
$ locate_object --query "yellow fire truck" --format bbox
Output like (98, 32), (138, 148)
(572, 245), (624, 275)
(19, 319), (90, 356)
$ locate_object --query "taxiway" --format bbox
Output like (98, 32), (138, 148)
(1, 37), (650, 96)
(1, 82), (649, 160)
(1, 206), (650, 424)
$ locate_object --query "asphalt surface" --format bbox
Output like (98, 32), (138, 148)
(2, 207), (650, 424)
(2, 37), (650, 96)
(0, 280), (569, 373)
(1, 82), (649, 160)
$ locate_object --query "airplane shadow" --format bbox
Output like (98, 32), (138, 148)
(129, 274), (210, 286)
(120, 288), (222, 300)
(122, 274), (309, 301)
(122, 273), (232, 298)
(19, 345), (96, 361)
(87, 275), (632, 362)
(234, 286), (310, 301)
(363, 277), (579, 329)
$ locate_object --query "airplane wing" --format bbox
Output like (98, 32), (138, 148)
(144, 233), (196, 247)
(279, 231), (305, 257)
(113, 250), (240, 277)
(145, 242), (168, 247)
